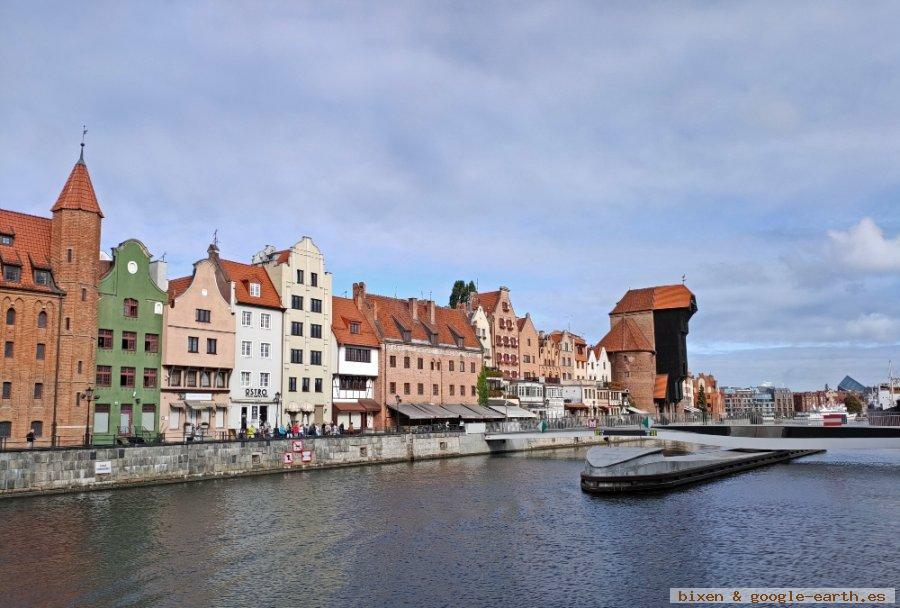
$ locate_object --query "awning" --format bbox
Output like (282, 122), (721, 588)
(300, 402), (315, 413)
(185, 400), (216, 410)
(387, 403), (436, 420)
(626, 406), (649, 414)
(357, 398), (381, 413)
(284, 404), (303, 413)
(488, 405), (538, 419)
(442, 404), (485, 420)
(463, 404), (506, 420)
(333, 402), (367, 413)
(683, 404), (700, 413)
(564, 403), (589, 411)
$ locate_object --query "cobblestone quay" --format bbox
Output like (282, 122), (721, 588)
(0, 431), (611, 498)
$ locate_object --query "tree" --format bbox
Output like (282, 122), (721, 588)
(449, 280), (476, 308)
(844, 394), (863, 415)
(477, 366), (490, 406)
(697, 385), (708, 413)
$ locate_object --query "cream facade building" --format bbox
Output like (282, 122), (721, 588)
(253, 238), (332, 425)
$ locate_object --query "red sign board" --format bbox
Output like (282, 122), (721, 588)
(282, 452), (294, 466)
(300, 450), (313, 463)
(292, 440), (304, 453)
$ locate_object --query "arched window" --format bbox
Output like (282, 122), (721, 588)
(37, 311), (47, 328)
(5, 308), (14, 325)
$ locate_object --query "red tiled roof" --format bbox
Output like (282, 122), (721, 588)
(654, 374), (669, 400)
(274, 249), (290, 264)
(0, 209), (59, 294)
(50, 158), (104, 217)
(517, 317), (527, 331)
(366, 293), (480, 349)
(167, 276), (192, 301)
(476, 290), (501, 314)
(610, 284), (694, 314)
(597, 318), (653, 353)
(218, 258), (283, 310)
(332, 296), (380, 348)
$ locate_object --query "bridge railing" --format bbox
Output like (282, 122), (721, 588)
(868, 412), (900, 427)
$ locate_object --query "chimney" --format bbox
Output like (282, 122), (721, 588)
(429, 300), (436, 324)
(207, 242), (219, 262)
(408, 297), (418, 320)
(149, 259), (168, 292)
(353, 282), (366, 308)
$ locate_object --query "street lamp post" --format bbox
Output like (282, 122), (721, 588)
(81, 386), (94, 446)
(395, 394), (402, 434)
(274, 391), (282, 429)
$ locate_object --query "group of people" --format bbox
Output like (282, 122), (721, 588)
(239, 420), (355, 440)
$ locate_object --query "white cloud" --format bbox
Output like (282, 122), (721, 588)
(827, 218), (900, 272)
(844, 312), (900, 343)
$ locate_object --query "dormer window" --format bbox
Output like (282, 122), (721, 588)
(349, 321), (360, 334)
(249, 282), (261, 297)
(3, 264), (21, 283)
(34, 270), (52, 286)
(0, 234), (12, 246)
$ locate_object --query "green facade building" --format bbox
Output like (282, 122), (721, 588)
(93, 239), (167, 444)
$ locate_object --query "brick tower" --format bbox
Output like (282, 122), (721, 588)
(49, 146), (103, 444)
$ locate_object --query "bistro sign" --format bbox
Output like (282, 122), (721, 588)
(245, 388), (268, 398)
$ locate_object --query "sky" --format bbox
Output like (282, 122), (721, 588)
(2, 1), (899, 390)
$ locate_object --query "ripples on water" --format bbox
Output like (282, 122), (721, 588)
(0, 448), (897, 607)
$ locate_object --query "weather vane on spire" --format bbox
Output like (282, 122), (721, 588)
(682, 274), (686, 285)
(212, 229), (219, 247)
(79, 125), (88, 162)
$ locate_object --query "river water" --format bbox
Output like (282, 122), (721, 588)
(0, 446), (897, 607)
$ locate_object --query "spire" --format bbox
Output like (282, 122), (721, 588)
(51, 147), (104, 217)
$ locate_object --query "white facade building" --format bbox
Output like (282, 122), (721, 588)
(587, 345), (611, 383)
(329, 295), (382, 430)
(468, 305), (493, 368)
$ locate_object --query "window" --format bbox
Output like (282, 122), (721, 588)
(0, 421), (10, 438)
(207, 338), (217, 354)
(124, 298), (138, 317)
(1, 382), (10, 399)
(0, 234), (11, 245)
(81, 288), (87, 302)
(34, 270), (52, 286)
(345, 347), (371, 363)
(187, 336), (199, 353)
(260, 313), (271, 329)
(291, 295), (303, 310)
(260, 343), (270, 358)
(145, 333), (159, 353)
(67, 248), (73, 263)
(449, 385), (455, 396)
(389, 382), (396, 394)
(310, 324), (322, 339)
(143, 368), (157, 388)
(30, 420), (43, 437)
(459, 385), (465, 396)
(389, 355), (396, 368)
(3, 265), (21, 282)
(403, 383), (410, 395)
(260, 372), (270, 388)
(141, 404), (156, 431)
(121, 331), (136, 351)
(120, 367), (135, 388)
(296, 269), (304, 284)
(242, 341), (252, 357)
(65, 317), (70, 330)
(169, 369), (182, 386)
(339, 376), (368, 391)
(471, 385), (476, 396)
(349, 321), (360, 334)
(302, 377), (310, 392)
(37, 311), (46, 328)
(33, 383), (43, 399)
(291, 321), (303, 336)
(310, 350), (322, 365)
(4, 308), (14, 325)
(417, 383), (424, 395)
(241, 311), (252, 326)
(4, 341), (12, 357)
(290, 349), (303, 364)
(97, 365), (112, 386)
(288, 377), (297, 392)
(249, 282), (261, 297)
(433, 384), (439, 396)
(196, 309), (211, 323)
(311, 298), (322, 313)
(36, 343), (45, 360)
(470, 362), (476, 373)
(314, 378), (322, 393)
(404, 356), (410, 369)
(417, 357), (423, 370)
(241, 371), (251, 387)
(449, 361), (455, 372)
(200, 371), (211, 387)
(311, 272), (318, 287)
(78, 360), (83, 374)
(216, 371), (227, 387)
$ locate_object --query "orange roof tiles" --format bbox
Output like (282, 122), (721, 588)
(332, 296), (380, 348)
(218, 258), (283, 310)
(517, 317), (527, 331)
(365, 293), (480, 349)
(476, 290), (500, 314)
(654, 374), (669, 400)
(167, 276), (192, 301)
(50, 158), (104, 217)
(597, 318), (653, 353)
(610, 284), (694, 315)
(0, 209), (59, 294)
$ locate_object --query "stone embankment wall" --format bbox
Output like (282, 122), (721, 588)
(1, 432), (618, 498)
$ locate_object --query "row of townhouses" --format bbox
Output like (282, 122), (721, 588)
(1, 153), (714, 446)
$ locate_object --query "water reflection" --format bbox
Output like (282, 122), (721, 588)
(0, 449), (897, 607)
